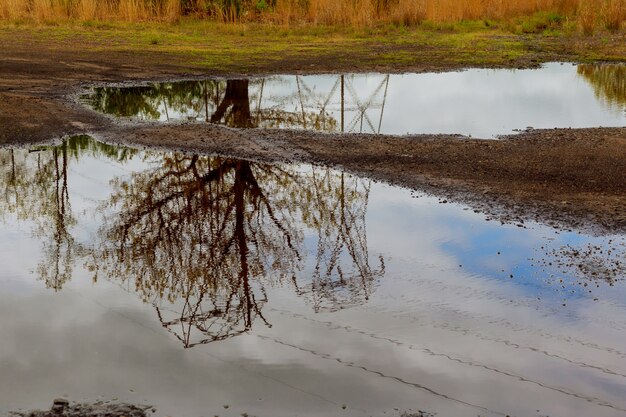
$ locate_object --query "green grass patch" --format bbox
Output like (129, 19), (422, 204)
(0, 18), (624, 74)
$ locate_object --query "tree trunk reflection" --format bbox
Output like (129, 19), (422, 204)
(0, 137), (385, 347)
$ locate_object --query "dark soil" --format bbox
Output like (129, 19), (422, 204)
(94, 124), (626, 234)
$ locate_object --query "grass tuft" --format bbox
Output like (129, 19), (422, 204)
(602, 0), (626, 32)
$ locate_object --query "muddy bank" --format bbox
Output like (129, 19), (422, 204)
(5, 97), (626, 235)
(1, 40), (625, 235)
(93, 123), (626, 235)
(9, 399), (433, 417)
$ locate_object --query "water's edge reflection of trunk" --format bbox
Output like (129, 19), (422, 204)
(0, 137), (385, 348)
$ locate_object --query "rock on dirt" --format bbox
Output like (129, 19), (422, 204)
(10, 399), (152, 417)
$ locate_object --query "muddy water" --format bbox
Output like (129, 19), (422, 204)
(1, 136), (625, 417)
(84, 63), (626, 138)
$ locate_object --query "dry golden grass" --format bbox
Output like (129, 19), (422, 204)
(601, 0), (626, 31)
(0, 0), (624, 33)
(0, 0), (185, 22)
(578, 0), (597, 34)
(0, 0), (25, 19)
(76, 0), (98, 21)
(389, 0), (426, 26)
(163, 0), (181, 22)
(420, 0), (579, 21)
(306, 0), (376, 26)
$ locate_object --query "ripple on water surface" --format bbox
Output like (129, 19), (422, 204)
(0, 136), (625, 417)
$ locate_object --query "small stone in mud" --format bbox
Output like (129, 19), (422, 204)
(51, 398), (69, 413)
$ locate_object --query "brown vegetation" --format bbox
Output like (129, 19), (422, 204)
(0, 0), (625, 31)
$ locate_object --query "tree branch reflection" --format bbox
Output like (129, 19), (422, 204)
(0, 136), (134, 290)
(91, 155), (305, 346)
(0, 145), (73, 290)
(89, 152), (384, 346)
(0, 137), (385, 347)
(293, 168), (385, 312)
(86, 77), (344, 131)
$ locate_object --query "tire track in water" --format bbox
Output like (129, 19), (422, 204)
(400, 315), (626, 379)
(373, 295), (626, 378)
(390, 271), (626, 333)
(256, 334), (507, 417)
(381, 293), (626, 360)
(65, 287), (353, 412)
(269, 308), (626, 413)
(394, 262), (626, 323)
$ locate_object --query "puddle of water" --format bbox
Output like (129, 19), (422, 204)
(1, 136), (626, 417)
(83, 63), (626, 138)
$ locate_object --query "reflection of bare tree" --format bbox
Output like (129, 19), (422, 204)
(294, 169), (385, 312)
(90, 153), (385, 346)
(91, 155), (303, 347)
(0, 143), (75, 290)
(0, 136), (386, 346)
(35, 144), (75, 291)
(0, 136), (136, 291)
(1, 149), (26, 219)
(578, 64), (626, 112)
(86, 74), (391, 133)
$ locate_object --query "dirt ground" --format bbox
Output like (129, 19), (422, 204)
(9, 399), (152, 417)
(1, 39), (625, 235)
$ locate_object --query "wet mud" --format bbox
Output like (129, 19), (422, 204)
(9, 400), (432, 417)
(93, 123), (626, 235)
(10, 399), (151, 417)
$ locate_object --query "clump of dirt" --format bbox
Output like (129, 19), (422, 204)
(532, 240), (626, 283)
(400, 411), (436, 417)
(10, 398), (152, 417)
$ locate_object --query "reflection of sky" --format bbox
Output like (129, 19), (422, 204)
(1, 142), (626, 417)
(110, 63), (626, 137)
(366, 186), (626, 310)
(363, 191), (626, 411)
